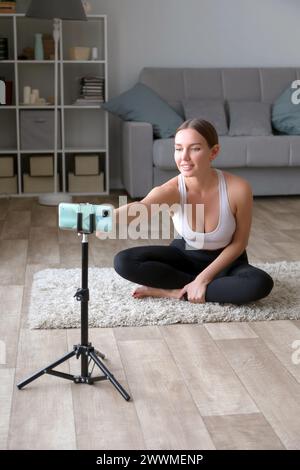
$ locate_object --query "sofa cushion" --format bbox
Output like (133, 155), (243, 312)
(228, 101), (272, 136)
(272, 83), (300, 134)
(153, 138), (176, 169)
(102, 82), (183, 138)
(182, 99), (228, 135)
(153, 135), (299, 170)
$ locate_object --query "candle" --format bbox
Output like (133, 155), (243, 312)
(32, 89), (39, 102)
(91, 47), (98, 60)
(23, 86), (31, 104)
(30, 91), (36, 104)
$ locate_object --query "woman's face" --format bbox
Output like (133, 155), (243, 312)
(174, 128), (219, 175)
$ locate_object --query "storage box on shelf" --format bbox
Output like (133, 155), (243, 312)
(0, 175), (17, 193)
(0, 155), (17, 193)
(0, 12), (109, 198)
(68, 172), (104, 193)
(74, 154), (99, 175)
(29, 154), (54, 176)
(0, 155), (14, 177)
(20, 110), (62, 150)
(23, 173), (59, 193)
(67, 152), (104, 193)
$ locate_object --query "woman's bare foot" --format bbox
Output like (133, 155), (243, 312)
(132, 286), (183, 300)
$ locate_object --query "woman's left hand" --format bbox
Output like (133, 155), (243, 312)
(180, 277), (209, 303)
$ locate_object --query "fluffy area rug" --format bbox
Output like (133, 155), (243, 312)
(27, 262), (300, 329)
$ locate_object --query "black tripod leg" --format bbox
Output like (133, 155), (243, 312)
(89, 350), (131, 401)
(17, 349), (77, 390)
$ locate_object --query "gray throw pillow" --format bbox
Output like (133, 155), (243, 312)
(272, 84), (300, 135)
(102, 82), (183, 138)
(182, 99), (228, 135)
(228, 101), (272, 136)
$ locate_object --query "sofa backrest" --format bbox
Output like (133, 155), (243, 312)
(139, 67), (300, 118)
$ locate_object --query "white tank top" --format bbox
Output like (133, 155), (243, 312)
(171, 169), (236, 250)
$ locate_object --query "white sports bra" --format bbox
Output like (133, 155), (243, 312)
(171, 169), (236, 250)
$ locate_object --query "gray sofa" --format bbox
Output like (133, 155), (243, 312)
(122, 67), (300, 198)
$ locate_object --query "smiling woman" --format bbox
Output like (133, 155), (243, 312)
(111, 118), (274, 305)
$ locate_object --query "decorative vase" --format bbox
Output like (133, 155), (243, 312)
(83, 1), (92, 14)
(34, 33), (44, 61)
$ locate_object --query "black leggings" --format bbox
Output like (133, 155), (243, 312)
(114, 237), (274, 305)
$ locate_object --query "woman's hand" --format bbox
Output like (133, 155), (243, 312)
(180, 277), (209, 303)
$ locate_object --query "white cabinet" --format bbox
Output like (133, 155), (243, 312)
(0, 13), (109, 197)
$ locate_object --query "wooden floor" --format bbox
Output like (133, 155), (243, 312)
(0, 193), (300, 450)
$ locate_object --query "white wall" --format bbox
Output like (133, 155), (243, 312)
(19, 0), (300, 188)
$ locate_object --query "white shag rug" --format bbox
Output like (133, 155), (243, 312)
(28, 262), (300, 329)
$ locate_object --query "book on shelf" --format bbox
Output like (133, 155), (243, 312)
(73, 98), (104, 106)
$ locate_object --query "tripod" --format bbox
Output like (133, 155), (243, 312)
(17, 212), (131, 401)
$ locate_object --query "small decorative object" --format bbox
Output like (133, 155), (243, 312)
(30, 91), (36, 104)
(91, 47), (98, 61)
(19, 47), (34, 60)
(69, 46), (90, 61)
(0, 1), (16, 14)
(42, 34), (55, 60)
(0, 79), (5, 104)
(36, 97), (47, 105)
(31, 89), (40, 103)
(34, 33), (44, 60)
(82, 0), (92, 14)
(4, 79), (12, 105)
(23, 85), (31, 104)
(0, 37), (9, 60)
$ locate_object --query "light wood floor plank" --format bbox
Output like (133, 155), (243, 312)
(203, 413), (285, 450)
(205, 323), (258, 340)
(0, 286), (23, 368)
(1, 211), (31, 240)
(0, 199), (9, 220)
(117, 336), (215, 449)
(0, 240), (28, 285)
(114, 325), (163, 342)
(27, 227), (60, 265)
(249, 320), (300, 383)
(59, 243), (87, 268)
(8, 197), (36, 211)
(67, 329), (145, 450)
(9, 330), (76, 449)
(31, 204), (57, 228)
(291, 320), (300, 330)
(218, 337), (300, 449)
(160, 324), (258, 416)
(0, 368), (15, 449)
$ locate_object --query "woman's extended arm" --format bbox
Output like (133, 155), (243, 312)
(96, 183), (177, 237)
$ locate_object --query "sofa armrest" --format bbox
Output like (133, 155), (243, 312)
(122, 121), (153, 198)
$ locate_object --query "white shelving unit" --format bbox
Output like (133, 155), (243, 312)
(0, 13), (109, 197)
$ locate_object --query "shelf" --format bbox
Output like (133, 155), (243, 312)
(19, 106), (55, 109)
(0, 14), (107, 18)
(17, 60), (55, 64)
(64, 105), (103, 109)
(0, 14), (109, 197)
(64, 148), (107, 153)
(16, 60), (106, 64)
(63, 60), (106, 64)
(0, 149), (18, 154)
(20, 150), (63, 154)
